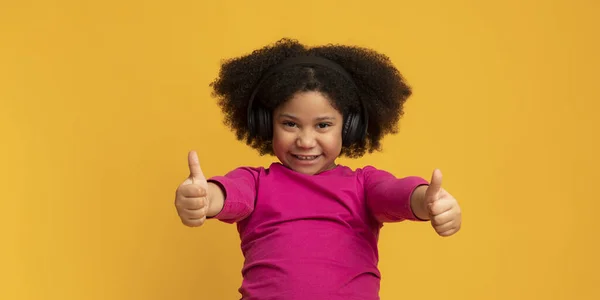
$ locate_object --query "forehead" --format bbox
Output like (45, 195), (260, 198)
(275, 91), (342, 117)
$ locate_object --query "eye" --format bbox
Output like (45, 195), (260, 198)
(317, 123), (332, 129)
(283, 121), (297, 128)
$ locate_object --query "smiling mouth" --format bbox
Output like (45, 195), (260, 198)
(292, 154), (321, 161)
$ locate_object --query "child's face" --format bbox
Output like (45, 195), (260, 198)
(272, 91), (343, 175)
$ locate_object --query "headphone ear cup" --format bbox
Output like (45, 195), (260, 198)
(248, 107), (257, 138)
(256, 105), (272, 140)
(342, 112), (361, 147)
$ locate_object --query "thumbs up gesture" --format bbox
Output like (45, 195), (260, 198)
(424, 169), (462, 237)
(174, 151), (210, 227)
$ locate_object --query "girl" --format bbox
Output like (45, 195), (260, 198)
(174, 38), (462, 300)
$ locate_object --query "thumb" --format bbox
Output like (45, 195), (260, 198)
(188, 150), (208, 188)
(425, 169), (443, 203)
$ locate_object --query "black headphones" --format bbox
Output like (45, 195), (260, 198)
(246, 56), (368, 147)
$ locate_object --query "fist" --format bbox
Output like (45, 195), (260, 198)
(424, 169), (462, 237)
(174, 151), (210, 227)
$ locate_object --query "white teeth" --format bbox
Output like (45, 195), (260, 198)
(294, 155), (318, 160)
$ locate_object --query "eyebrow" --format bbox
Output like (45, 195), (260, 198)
(278, 113), (336, 121)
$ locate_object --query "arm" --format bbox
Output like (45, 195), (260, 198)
(363, 166), (429, 223)
(206, 166), (260, 224)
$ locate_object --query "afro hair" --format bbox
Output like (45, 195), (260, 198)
(209, 38), (413, 158)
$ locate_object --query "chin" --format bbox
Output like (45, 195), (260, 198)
(274, 150), (336, 175)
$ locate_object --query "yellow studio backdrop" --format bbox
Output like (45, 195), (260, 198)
(1, 0), (598, 299)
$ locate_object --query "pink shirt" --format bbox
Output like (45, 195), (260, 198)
(208, 163), (428, 300)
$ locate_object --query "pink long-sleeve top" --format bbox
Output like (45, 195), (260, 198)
(208, 162), (428, 300)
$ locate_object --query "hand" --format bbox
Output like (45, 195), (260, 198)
(424, 169), (462, 237)
(174, 150), (210, 227)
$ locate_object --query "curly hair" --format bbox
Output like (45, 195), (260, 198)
(209, 38), (413, 158)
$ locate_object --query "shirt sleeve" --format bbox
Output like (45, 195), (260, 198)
(206, 166), (260, 224)
(362, 166), (429, 223)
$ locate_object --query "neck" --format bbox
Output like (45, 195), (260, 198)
(278, 161), (338, 175)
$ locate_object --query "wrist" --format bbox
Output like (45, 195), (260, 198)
(206, 182), (225, 218)
(410, 185), (430, 221)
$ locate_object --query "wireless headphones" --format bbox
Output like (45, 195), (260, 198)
(246, 56), (368, 147)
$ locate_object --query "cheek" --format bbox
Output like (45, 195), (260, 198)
(321, 130), (343, 153)
(272, 127), (293, 153)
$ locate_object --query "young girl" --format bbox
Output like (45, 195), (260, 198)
(174, 38), (462, 300)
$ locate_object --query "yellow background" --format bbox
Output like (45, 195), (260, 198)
(1, 0), (598, 299)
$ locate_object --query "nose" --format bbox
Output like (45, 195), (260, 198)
(295, 130), (317, 149)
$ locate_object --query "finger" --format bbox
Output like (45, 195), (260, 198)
(178, 184), (207, 198)
(180, 206), (208, 219)
(182, 217), (206, 227)
(188, 150), (207, 187)
(430, 209), (455, 226)
(425, 169), (443, 202)
(428, 196), (454, 216)
(177, 196), (207, 210)
(438, 227), (459, 237)
(433, 219), (456, 233)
